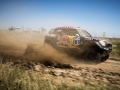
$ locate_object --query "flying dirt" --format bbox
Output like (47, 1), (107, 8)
(0, 28), (112, 64)
(0, 30), (77, 64)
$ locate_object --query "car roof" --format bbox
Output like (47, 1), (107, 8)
(54, 26), (75, 29)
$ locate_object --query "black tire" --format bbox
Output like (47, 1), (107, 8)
(84, 51), (101, 64)
(94, 53), (101, 64)
(101, 54), (109, 62)
(44, 38), (57, 49)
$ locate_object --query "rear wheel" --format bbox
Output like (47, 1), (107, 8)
(44, 38), (57, 48)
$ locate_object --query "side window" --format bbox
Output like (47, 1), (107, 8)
(49, 29), (54, 34)
(56, 29), (63, 36)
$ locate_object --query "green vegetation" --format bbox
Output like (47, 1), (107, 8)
(0, 62), (118, 90)
(116, 42), (120, 55)
(108, 38), (120, 55)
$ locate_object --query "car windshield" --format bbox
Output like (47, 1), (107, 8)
(78, 30), (91, 37)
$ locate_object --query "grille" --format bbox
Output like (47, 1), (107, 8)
(106, 44), (112, 50)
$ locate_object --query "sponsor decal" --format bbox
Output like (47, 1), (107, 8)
(57, 35), (70, 45)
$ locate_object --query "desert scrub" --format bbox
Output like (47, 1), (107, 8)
(112, 42), (120, 55)
(116, 42), (120, 55)
(0, 63), (51, 90)
(0, 62), (119, 90)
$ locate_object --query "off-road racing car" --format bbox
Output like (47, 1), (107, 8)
(44, 26), (112, 63)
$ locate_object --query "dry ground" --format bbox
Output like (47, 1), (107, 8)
(0, 30), (120, 89)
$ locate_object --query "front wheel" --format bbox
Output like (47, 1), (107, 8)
(81, 50), (101, 64)
(101, 54), (109, 62)
(94, 53), (101, 64)
(87, 51), (101, 64)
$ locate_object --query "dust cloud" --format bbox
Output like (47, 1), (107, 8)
(0, 30), (78, 64)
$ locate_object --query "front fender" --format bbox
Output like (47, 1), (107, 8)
(94, 41), (112, 52)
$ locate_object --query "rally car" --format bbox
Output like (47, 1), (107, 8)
(44, 26), (112, 63)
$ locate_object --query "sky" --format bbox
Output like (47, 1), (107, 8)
(0, 0), (120, 37)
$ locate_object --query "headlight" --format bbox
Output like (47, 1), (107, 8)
(99, 41), (106, 46)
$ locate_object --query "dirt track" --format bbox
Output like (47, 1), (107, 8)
(0, 31), (120, 88)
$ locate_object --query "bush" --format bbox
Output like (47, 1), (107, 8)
(116, 42), (120, 55)
(0, 58), (119, 90)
